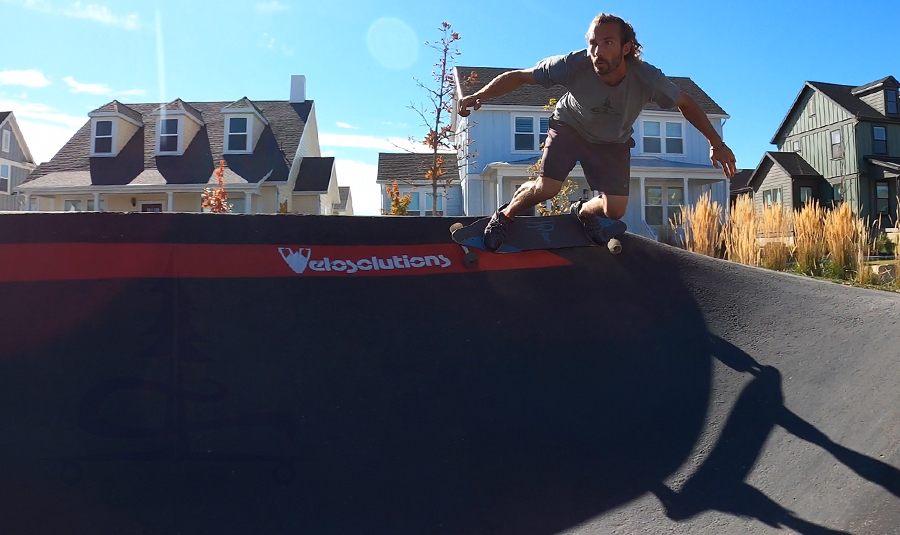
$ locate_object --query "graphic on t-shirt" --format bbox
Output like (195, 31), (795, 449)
(591, 97), (619, 116)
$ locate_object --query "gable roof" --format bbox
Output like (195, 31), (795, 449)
(334, 186), (351, 212)
(729, 169), (754, 193)
(154, 98), (204, 124)
(0, 112), (10, 125)
(772, 78), (900, 144)
(90, 100), (143, 124)
(454, 66), (727, 115)
(851, 75), (899, 95)
(294, 156), (334, 193)
(22, 100), (314, 190)
(376, 152), (461, 183)
(747, 151), (822, 190)
(0, 111), (35, 164)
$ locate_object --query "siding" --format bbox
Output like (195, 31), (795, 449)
(0, 165), (31, 210)
(858, 91), (886, 116)
(856, 122), (900, 160)
(785, 89), (853, 139)
(0, 122), (27, 163)
(783, 121), (857, 179)
(754, 163), (793, 213)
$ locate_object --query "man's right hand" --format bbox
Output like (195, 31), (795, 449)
(458, 96), (482, 117)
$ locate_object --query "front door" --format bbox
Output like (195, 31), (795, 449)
(644, 183), (684, 235)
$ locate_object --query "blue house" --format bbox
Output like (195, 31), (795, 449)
(451, 65), (732, 239)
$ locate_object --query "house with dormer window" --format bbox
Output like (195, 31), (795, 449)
(745, 75), (900, 228)
(0, 111), (37, 210)
(17, 76), (352, 215)
(447, 65), (731, 239)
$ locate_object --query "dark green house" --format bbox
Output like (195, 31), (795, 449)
(746, 75), (900, 227)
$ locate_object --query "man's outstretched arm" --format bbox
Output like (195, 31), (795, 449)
(676, 92), (737, 178)
(458, 69), (537, 117)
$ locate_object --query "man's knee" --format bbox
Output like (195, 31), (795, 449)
(604, 195), (628, 220)
(535, 176), (563, 199)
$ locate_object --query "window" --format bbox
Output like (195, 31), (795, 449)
(227, 117), (248, 151)
(87, 198), (106, 212)
(873, 126), (887, 155)
(1, 130), (9, 153)
(792, 140), (801, 152)
(876, 181), (889, 215)
(0, 164), (8, 193)
(158, 118), (179, 153)
(513, 116), (549, 151)
(830, 129), (843, 159)
(799, 186), (813, 205)
(94, 120), (113, 154)
(833, 184), (844, 204)
(229, 197), (245, 214)
(809, 97), (816, 117)
(405, 191), (420, 215)
(887, 90), (898, 116)
(424, 193), (444, 216)
(64, 200), (82, 211)
(763, 188), (783, 208)
(644, 184), (683, 227)
(141, 203), (163, 213)
(642, 121), (684, 154)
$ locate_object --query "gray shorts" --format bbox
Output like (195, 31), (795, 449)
(540, 118), (634, 197)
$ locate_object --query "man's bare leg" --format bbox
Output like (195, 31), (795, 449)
(500, 176), (563, 218)
(575, 193), (628, 220)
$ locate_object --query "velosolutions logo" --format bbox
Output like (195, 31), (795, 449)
(279, 247), (452, 276)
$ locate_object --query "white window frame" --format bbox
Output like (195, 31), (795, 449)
(830, 129), (844, 160)
(91, 119), (117, 157)
(224, 115), (253, 154)
(1, 130), (9, 153)
(64, 199), (83, 212)
(156, 117), (183, 155)
(0, 163), (9, 195)
(643, 181), (685, 228)
(510, 114), (550, 153)
(139, 201), (166, 213)
(641, 119), (686, 155)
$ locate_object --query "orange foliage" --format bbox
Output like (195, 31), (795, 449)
(201, 160), (232, 213)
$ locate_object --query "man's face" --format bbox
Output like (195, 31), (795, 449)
(587, 23), (629, 76)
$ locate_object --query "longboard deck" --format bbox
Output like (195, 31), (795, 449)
(451, 213), (627, 253)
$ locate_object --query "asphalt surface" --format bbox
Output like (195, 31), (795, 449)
(0, 213), (898, 534)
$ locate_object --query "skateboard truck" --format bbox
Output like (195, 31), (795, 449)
(450, 222), (479, 268)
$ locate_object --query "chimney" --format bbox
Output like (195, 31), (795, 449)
(290, 75), (306, 103)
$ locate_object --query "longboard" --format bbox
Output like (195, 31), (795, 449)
(450, 213), (627, 268)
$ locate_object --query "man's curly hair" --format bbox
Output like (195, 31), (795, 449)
(586, 13), (642, 61)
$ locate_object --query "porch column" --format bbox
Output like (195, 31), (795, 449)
(167, 192), (174, 212)
(724, 175), (731, 221)
(683, 177), (689, 205)
(639, 177), (646, 223)
(496, 173), (504, 210)
(93, 192), (101, 212)
(246, 192), (254, 214)
(23, 194), (30, 211)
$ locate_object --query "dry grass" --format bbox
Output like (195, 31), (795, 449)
(792, 201), (826, 276)
(759, 202), (792, 271)
(723, 193), (759, 266)
(824, 203), (857, 279)
(673, 191), (723, 258)
(853, 217), (879, 285)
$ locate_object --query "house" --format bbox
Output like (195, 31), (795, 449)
(17, 76), (348, 215)
(728, 168), (754, 205)
(333, 187), (353, 216)
(450, 65), (731, 238)
(747, 75), (900, 227)
(0, 111), (37, 210)
(376, 152), (461, 215)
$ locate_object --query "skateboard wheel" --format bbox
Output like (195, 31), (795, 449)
(463, 251), (479, 268)
(607, 238), (622, 255)
(450, 222), (464, 232)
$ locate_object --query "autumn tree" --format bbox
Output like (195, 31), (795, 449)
(385, 180), (412, 215)
(407, 21), (478, 216)
(202, 160), (232, 213)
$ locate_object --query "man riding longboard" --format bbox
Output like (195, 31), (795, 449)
(457, 13), (737, 252)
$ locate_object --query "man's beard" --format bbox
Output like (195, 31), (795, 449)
(593, 55), (621, 76)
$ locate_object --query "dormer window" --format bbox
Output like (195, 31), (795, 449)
(888, 89), (898, 116)
(158, 118), (180, 153)
(227, 117), (249, 151)
(91, 120), (115, 156)
(1, 130), (9, 153)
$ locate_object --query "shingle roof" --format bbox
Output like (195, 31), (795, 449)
(729, 169), (754, 192)
(0, 112), (10, 125)
(747, 152), (822, 191)
(376, 152), (461, 183)
(24, 100), (313, 189)
(154, 98), (204, 124)
(455, 65), (727, 115)
(851, 76), (899, 95)
(91, 100), (143, 124)
(294, 157), (334, 192)
(222, 97), (265, 117)
(333, 186), (351, 211)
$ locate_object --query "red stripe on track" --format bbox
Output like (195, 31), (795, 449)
(0, 243), (571, 282)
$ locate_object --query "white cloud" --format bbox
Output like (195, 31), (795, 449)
(320, 133), (429, 153)
(63, 76), (111, 95)
(336, 122), (359, 130)
(255, 1), (289, 14)
(0, 69), (51, 88)
(5, 0), (140, 29)
(335, 159), (382, 216)
(0, 98), (86, 129)
(15, 119), (80, 164)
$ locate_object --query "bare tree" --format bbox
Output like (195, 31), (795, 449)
(407, 21), (478, 216)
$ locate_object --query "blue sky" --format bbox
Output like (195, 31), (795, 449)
(0, 0), (897, 215)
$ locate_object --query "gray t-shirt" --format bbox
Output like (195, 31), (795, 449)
(533, 50), (681, 144)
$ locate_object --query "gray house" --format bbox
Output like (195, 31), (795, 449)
(747, 75), (900, 227)
(0, 112), (37, 210)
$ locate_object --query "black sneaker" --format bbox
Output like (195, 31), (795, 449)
(483, 205), (512, 251)
(570, 199), (606, 245)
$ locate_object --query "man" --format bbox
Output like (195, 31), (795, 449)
(458, 13), (737, 251)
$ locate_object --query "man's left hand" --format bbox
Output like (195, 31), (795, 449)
(710, 144), (737, 178)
